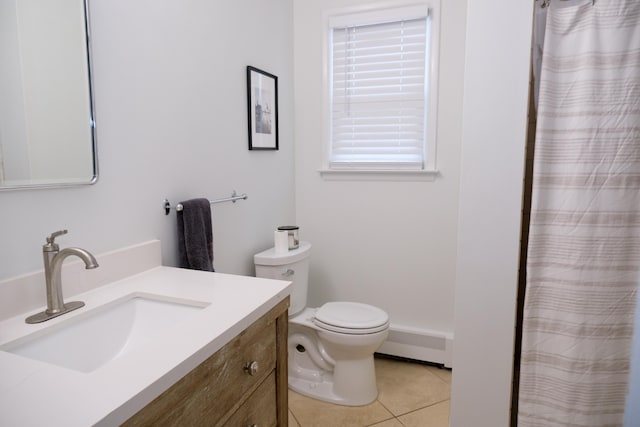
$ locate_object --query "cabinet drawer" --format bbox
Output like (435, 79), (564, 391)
(224, 371), (277, 427)
(123, 313), (277, 426)
(212, 319), (277, 415)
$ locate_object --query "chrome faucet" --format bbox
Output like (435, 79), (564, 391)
(26, 230), (99, 324)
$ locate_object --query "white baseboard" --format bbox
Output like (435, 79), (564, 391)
(377, 324), (453, 368)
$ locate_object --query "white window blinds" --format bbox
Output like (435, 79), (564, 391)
(330, 13), (430, 170)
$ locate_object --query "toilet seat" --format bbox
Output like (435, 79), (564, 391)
(313, 302), (389, 335)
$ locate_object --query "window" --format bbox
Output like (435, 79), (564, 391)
(326, 4), (438, 174)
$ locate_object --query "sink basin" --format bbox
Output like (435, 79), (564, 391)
(1, 293), (208, 372)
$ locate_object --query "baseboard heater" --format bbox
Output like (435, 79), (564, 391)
(377, 324), (453, 368)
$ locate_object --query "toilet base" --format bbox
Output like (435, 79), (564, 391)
(290, 374), (344, 405)
(289, 356), (379, 406)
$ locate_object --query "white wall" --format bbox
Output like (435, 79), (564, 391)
(449, 1), (533, 426)
(0, 0), (295, 281)
(293, 0), (467, 360)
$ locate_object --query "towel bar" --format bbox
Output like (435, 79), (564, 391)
(164, 191), (248, 215)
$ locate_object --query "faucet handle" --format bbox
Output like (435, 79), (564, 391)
(46, 229), (68, 245)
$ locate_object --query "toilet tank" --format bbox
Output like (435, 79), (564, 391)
(254, 241), (311, 316)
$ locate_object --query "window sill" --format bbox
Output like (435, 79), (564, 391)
(318, 169), (440, 182)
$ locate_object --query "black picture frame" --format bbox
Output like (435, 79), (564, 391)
(247, 66), (279, 150)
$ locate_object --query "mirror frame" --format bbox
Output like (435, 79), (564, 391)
(0, 0), (98, 191)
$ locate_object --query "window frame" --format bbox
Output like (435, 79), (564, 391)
(320, 1), (441, 181)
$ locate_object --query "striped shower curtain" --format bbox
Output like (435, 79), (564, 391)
(518, 1), (640, 426)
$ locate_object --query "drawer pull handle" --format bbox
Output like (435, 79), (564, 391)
(244, 361), (259, 376)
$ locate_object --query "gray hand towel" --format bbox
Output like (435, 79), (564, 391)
(177, 198), (214, 272)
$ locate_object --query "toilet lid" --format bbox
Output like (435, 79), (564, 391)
(313, 302), (389, 334)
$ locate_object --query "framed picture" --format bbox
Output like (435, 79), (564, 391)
(247, 66), (279, 150)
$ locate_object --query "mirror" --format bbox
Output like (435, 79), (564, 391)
(0, 0), (97, 190)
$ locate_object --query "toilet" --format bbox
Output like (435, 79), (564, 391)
(254, 241), (389, 406)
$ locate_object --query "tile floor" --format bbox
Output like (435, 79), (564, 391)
(288, 355), (451, 427)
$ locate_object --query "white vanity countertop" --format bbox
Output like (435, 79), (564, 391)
(0, 266), (291, 426)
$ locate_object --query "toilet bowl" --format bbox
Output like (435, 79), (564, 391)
(254, 242), (389, 406)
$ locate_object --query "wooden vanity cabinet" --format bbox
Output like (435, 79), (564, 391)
(123, 297), (289, 427)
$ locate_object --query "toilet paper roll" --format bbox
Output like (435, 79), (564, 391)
(274, 230), (289, 254)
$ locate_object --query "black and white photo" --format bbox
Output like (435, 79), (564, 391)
(247, 66), (279, 150)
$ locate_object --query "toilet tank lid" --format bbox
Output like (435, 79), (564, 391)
(254, 241), (311, 266)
